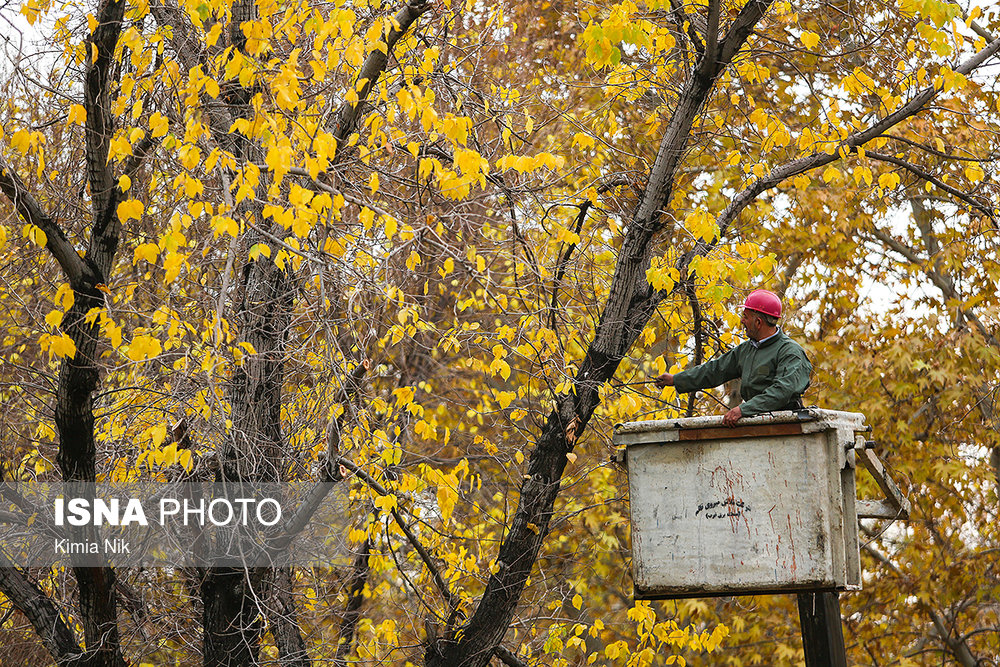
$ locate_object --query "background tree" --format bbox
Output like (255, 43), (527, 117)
(0, 0), (998, 665)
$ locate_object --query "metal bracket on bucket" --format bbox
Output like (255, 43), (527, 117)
(851, 438), (910, 520)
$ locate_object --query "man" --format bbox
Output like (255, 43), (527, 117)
(654, 289), (812, 426)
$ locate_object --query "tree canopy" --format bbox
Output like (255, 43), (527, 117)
(0, 0), (998, 664)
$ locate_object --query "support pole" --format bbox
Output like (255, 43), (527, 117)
(797, 591), (847, 667)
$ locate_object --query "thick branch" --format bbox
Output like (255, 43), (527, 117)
(668, 0), (705, 55)
(493, 645), (528, 667)
(0, 556), (83, 666)
(704, 0), (720, 66)
(331, 0), (432, 148)
(268, 567), (311, 667)
(147, 0), (240, 155)
(83, 0), (126, 276)
(0, 158), (98, 290)
(428, 8), (778, 667)
(333, 539), (371, 667)
(635, 0), (774, 229)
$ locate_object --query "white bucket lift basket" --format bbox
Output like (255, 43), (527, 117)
(613, 409), (909, 599)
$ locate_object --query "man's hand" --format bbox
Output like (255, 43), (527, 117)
(722, 406), (742, 427)
(654, 373), (674, 388)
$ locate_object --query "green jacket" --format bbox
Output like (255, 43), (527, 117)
(673, 330), (812, 417)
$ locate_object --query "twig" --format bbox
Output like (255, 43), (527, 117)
(334, 456), (457, 615)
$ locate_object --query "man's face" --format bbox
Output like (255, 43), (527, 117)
(741, 309), (762, 341)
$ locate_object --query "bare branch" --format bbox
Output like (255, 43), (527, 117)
(869, 224), (997, 344)
(880, 133), (999, 163)
(861, 541), (978, 667)
(684, 281), (704, 418)
(549, 202), (591, 331)
(334, 456), (457, 615)
(636, 0), (775, 228)
(866, 151), (995, 221)
(716, 33), (1000, 238)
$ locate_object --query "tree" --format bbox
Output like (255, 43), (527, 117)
(0, 0), (998, 664)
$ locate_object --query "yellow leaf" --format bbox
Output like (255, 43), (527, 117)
(685, 209), (718, 243)
(102, 319), (122, 349)
(45, 310), (63, 328)
(48, 333), (77, 359)
(149, 112), (169, 138)
(117, 199), (145, 222)
(572, 132), (595, 149)
(163, 252), (186, 283)
(178, 449), (193, 472)
(179, 144), (201, 169)
(822, 166), (841, 183)
(572, 593), (583, 609)
(800, 31), (821, 49)
(206, 22), (223, 47)
(496, 390), (515, 408)
(68, 104), (87, 125)
(965, 163), (985, 182)
(118, 174), (132, 192)
(359, 207), (375, 230)
(878, 172), (900, 190)
(54, 283), (74, 311)
(373, 494), (398, 511)
(394, 387), (415, 409)
(249, 243), (271, 261)
(127, 334), (162, 361)
(490, 358), (511, 381)
(265, 143), (294, 184)
(369, 172), (379, 194)
(406, 250), (421, 270)
(384, 216), (398, 240)
(11, 129), (31, 155)
(24, 224), (47, 247)
(436, 482), (457, 523)
(149, 424), (167, 448)
(455, 148), (487, 176)
(854, 165), (872, 186)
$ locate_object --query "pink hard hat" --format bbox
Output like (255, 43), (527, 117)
(742, 289), (782, 318)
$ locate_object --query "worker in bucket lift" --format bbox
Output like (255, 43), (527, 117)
(654, 289), (812, 427)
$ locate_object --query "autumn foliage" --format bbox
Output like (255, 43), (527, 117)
(0, 0), (998, 664)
